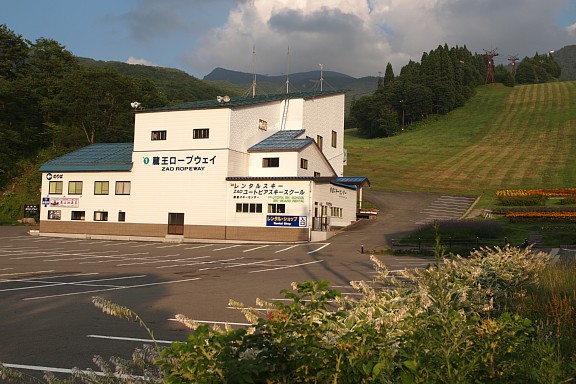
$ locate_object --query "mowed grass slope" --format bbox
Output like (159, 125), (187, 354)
(344, 81), (576, 204)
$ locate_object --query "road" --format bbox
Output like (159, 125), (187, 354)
(0, 190), (475, 377)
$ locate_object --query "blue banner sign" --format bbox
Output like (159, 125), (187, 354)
(266, 215), (307, 227)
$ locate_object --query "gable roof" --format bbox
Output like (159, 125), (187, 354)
(142, 90), (346, 112)
(39, 143), (133, 172)
(248, 130), (313, 152)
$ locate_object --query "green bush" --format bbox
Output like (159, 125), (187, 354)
(497, 194), (546, 206)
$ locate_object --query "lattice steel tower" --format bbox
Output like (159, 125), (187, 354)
(484, 49), (499, 84)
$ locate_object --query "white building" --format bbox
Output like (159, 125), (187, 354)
(38, 90), (369, 242)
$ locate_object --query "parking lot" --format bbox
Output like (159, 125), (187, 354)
(0, 191), (473, 377)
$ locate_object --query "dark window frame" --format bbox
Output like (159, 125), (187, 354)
(262, 157), (280, 168)
(151, 130), (167, 141)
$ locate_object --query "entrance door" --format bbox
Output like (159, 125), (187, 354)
(168, 213), (184, 235)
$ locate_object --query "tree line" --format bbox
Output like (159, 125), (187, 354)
(349, 44), (562, 138)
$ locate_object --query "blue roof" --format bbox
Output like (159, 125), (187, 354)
(39, 143), (133, 172)
(248, 130), (313, 152)
(144, 90), (346, 112)
(334, 176), (371, 186)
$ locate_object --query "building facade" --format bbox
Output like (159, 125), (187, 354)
(38, 90), (369, 242)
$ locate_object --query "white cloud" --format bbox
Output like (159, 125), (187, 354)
(126, 56), (157, 66)
(124, 0), (576, 77)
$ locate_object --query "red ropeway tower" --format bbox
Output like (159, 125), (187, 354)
(484, 49), (499, 84)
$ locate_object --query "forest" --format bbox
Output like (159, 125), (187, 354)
(0, 24), (562, 195)
(348, 44), (561, 138)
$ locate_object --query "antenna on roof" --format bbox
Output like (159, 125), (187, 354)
(251, 45), (257, 98)
(285, 46), (290, 94)
(319, 64), (324, 92)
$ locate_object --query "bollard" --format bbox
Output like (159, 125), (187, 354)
(361, 245), (364, 254)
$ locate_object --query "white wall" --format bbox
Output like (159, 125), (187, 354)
(302, 94), (345, 176)
(133, 109), (231, 152)
(312, 182), (357, 227)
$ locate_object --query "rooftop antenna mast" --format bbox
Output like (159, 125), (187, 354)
(484, 48), (499, 84)
(319, 63), (324, 91)
(285, 46), (290, 94)
(251, 45), (257, 98)
(507, 54), (519, 77)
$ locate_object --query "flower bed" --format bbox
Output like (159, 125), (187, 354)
(505, 211), (576, 222)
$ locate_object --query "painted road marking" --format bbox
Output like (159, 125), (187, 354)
(212, 245), (241, 251)
(184, 244), (214, 250)
(308, 243), (330, 254)
(168, 318), (251, 327)
(198, 258), (281, 271)
(23, 277), (202, 301)
(118, 255), (208, 267)
(275, 245), (299, 253)
(0, 275), (146, 293)
(156, 256), (244, 269)
(249, 260), (323, 273)
(243, 245), (269, 252)
(87, 334), (174, 344)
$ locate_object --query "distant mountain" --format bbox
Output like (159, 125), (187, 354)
(204, 67), (379, 107)
(553, 45), (576, 81)
(78, 58), (240, 103)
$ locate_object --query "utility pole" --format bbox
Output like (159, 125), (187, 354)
(484, 49), (499, 84)
(507, 54), (519, 77)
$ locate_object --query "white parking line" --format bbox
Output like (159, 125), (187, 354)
(157, 256), (244, 269)
(48, 252), (149, 263)
(168, 318), (251, 327)
(155, 244), (184, 249)
(308, 243), (330, 254)
(0, 270), (56, 278)
(184, 244), (214, 250)
(243, 245), (269, 252)
(275, 245), (299, 253)
(23, 277), (202, 301)
(130, 243), (156, 248)
(0, 275), (147, 293)
(250, 260), (323, 273)
(0, 272), (98, 283)
(87, 334), (174, 344)
(117, 255), (209, 267)
(198, 258), (281, 271)
(213, 245), (241, 251)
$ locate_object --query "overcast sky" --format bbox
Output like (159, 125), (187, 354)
(3, 0), (576, 79)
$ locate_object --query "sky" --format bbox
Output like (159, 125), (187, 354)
(3, 0), (576, 79)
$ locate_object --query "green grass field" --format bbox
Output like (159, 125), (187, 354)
(344, 82), (576, 207)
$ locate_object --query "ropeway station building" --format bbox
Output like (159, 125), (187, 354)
(38, 90), (370, 242)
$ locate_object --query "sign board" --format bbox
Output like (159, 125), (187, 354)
(49, 197), (79, 208)
(24, 204), (39, 217)
(266, 215), (307, 227)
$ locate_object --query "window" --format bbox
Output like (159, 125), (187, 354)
(331, 130), (337, 148)
(268, 204), (285, 214)
(71, 211), (85, 221)
(236, 203), (262, 213)
(300, 158), (308, 169)
(314, 171), (321, 177)
(118, 212), (126, 222)
(49, 181), (63, 195)
(68, 181), (83, 195)
(331, 207), (343, 218)
(262, 157), (279, 168)
(94, 181), (109, 195)
(115, 181), (131, 195)
(193, 128), (209, 139)
(94, 211), (108, 221)
(258, 119), (268, 131)
(316, 135), (323, 151)
(48, 210), (61, 220)
(151, 130), (167, 140)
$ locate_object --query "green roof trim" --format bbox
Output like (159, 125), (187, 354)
(142, 89), (346, 112)
(39, 143), (133, 172)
